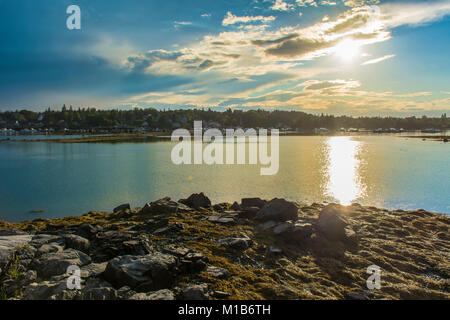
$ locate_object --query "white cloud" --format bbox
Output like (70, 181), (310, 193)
(361, 54), (395, 65)
(271, 0), (296, 11)
(222, 12), (276, 26)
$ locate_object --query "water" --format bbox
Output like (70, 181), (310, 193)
(0, 135), (448, 221)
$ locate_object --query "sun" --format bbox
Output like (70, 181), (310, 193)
(334, 39), (360, 62)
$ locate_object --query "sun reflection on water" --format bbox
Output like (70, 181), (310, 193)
(325, 137), (366, 205)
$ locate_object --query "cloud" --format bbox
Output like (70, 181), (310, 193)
(222, 12), (276, 26)
(271, 0), (296, 11)
(361, 54), (395, 65)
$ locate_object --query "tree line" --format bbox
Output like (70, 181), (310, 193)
(0, 106), (448, 131)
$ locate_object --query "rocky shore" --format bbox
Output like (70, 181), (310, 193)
(0, 193), (448, 300)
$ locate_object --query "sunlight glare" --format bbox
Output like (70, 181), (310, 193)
(334, 39), (360, 62)
(325, 137), (365, 205)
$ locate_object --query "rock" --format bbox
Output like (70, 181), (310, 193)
(230, 202), (241, 211)
(63, 234), (90, 253)
(103, 253), (177, 290)
(29, 234), (63, 248)
(182, 283), (209, 300)
(76, 223), (103, 240)
(36, 243), (64, 257)
(206, 266), (229, 279)
(90, 231), (151, 262)
(241, 198), (266, 209)
(289, 222), (314, 241)
(206, 213), (237, 225)
(0, 229), (28, 236)
(316, 204), (353, 241)
(79, 278), (118, 300)
(272, 222), (294, 235)
(117, 286), (136, 300)
(80, 262), (108, 278)
(142, 197), (193, 215)
(255, 199), (299, 222)
(113, 203), (131, 213)
(257, 220), (278, 232)
(0, 234), (33, 268)
(161, 245), (208, 274)
(179, 193), (211, 209)
(238, 206), (260, 219)
(216, 235), (252, 250)
(32, 249), (91, 278)
(2, 270), (37, 296)
(22, 279), (75, 300)
(154, 222), (185, 235)
(129, 289), (175, 300)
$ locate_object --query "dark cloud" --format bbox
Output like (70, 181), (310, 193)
(265, 37), (335, 58)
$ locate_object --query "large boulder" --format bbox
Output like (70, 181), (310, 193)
(316, 204), (357, 243)
(255, 199), (299, 222)
(32, 249), (91, 278)
(63, 234), (90, 253)
(0, 233), (33, 266)
(179, 193), (211, 209)
(103, 253), (177, 290)
(241, 198), (266, 209)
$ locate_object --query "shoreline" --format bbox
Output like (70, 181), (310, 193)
(2, 131), (448, 144)
(1, 194), (449, 300)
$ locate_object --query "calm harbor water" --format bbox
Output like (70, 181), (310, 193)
(0, 135), (448, 221)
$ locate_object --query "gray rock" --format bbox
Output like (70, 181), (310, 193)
(90, 231), (151, 262)
(63, 234), (90, 253)
(182, 283), (209, 300)
(216, 235), (252, 250)
(113, 203), (131, 213)
(316, 204), (351, 241)
(179, 193), (211, 209)
(22, 279), (75, 300)
(79, 278), (118, 300)
(289, 222), (314, 241)
(142, 197), (193, 215)
(76, 223), (103, 240)
(103, 253), (177, 290)
(2, 270), (37, 297)
(0, 234), (33, 266)
(272, 222), (294, 235)
(129, 289), (175, 300)
(255, 199), (299, 222)
(29, 234), (63, 248)
(80, 262), (108, 278)
(257, 220), (278, 232)
(36, 243), (64, 257)
(206, 213), (237, 225)
(206, 266), (229, 279)
(238, 206), (260, 219)
(241, 198), (266, 209)
(32, 249), (92, 278)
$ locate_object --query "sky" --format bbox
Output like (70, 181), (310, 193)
(0, 0), (449, 116)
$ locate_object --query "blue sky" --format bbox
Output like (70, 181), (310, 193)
(0, 0), (449, 116)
